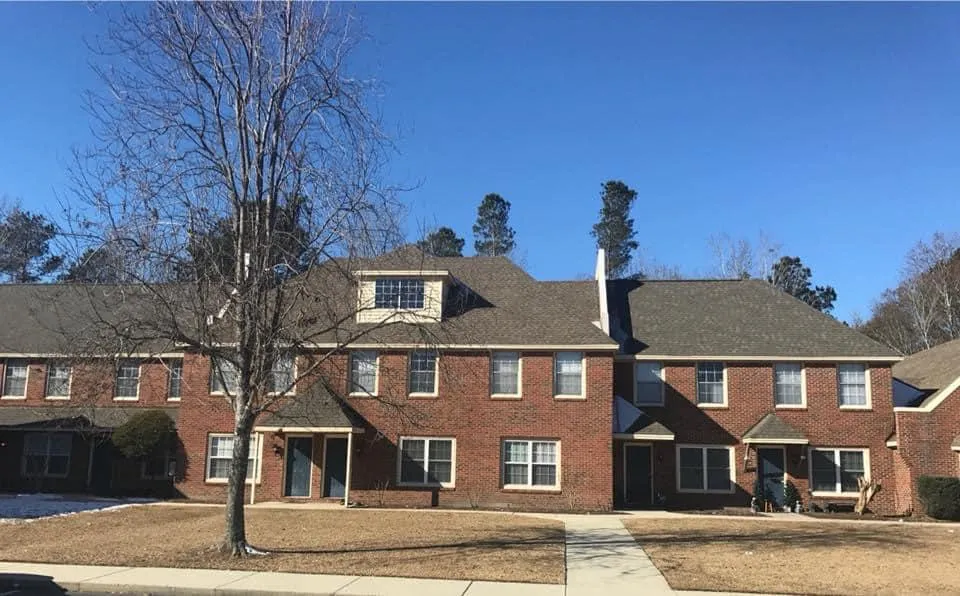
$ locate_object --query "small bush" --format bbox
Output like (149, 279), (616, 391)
(112, 410), (176, 458)
(917, 476), (960, 520)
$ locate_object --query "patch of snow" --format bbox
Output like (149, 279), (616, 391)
(0, 494), (154, 523)
(244, 544), (270, 556)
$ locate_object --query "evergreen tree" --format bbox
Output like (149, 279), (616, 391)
(591, 180), (639, 277)
(472, 193), (516, 257)
(769, 256), (837, 313)
(418, 226), (465, 257)
(0, 207), (64, 282)
(60, 245), (127, 283)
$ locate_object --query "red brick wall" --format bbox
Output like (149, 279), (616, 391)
(895, 386), (960, 513)
(175, 351), (614, 511)
(614, 360), (897, 514)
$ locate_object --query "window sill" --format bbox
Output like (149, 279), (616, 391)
(677, 488), (736, 495)
(44, 396), (70, 401)
(502, 485), (561, 493)
(554, 395), (585, 401)
(348, 392), (379, 399)
(1, 395), (26, 400)
(697, 403), (728, 409)
(491, 394), (522, 400)
(810, 491), (860, 498)
(775, 404), (807, 410)
(398, 482), (455, 490)
(205, 478), (262, 485)
(634, 401), (664, 408)
(408, 393), (438, 399)
(113, 397), (139, 402)
(167, 397), (181, 402)
(839, 405), (872, 411)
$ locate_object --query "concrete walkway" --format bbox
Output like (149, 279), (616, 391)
(563, 515), (673, 596)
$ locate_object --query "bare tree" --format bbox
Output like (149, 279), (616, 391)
(66, 2), (413, 555)
(709, 233), (753, 279)
(904, 233), (960, 341)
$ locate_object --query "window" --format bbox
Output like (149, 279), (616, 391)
(491, 352), (521, 396)
(634, 362), (664, 406)
(21, 433), (71, 478)
(838, 364), (869, 407)
(205, 434), (260, 482)
(503, 440), (559, 489)
(142, 452), (175, 480)
(774, 363), (804, 407)
(398, 437), (455, 487)
(168, 359), (183, 400)
(696, 362), (725, 405)
(45, 363), (71, 399)
(554, 352), (583, 397)
(811, 448), (867, 494)
(374, 278), (425, 309)
(269, 353), (295, 394)
(349, 351), (378, 395)
(409, 351), (437, 394)
(677, 445), (734, 493)
(2, 359), (28, 398)
(210, 358), (239, 394)
(114, 360), (140, 399)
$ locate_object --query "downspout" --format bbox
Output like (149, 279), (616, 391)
(344, 431), (354, 507)
(595, 249), (610, 334)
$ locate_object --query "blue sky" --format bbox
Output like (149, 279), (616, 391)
(1, 3), (958, 322)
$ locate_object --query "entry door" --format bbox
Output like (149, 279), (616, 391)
(323, 437), (347, 498)
(284, 437), (313, 497)
(757, 448), (785, 507)
(624, 444), (653, 507)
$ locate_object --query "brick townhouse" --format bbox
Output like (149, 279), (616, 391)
(0, 248), (921, 514)
(887, 338), (960, 514)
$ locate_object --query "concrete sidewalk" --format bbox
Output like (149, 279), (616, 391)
(0, 562), (563, 596)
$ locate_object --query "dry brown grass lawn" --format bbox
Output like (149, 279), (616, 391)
(624, 517), (960, 595)
(0, 505), (564, 584)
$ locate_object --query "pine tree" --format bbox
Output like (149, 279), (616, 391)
(472, 193), (516, 257)
(769, 256), (837, 313)
(591, 180), (638, 278)
(418, 227), (465, 257)
(0, 207), (64, 282)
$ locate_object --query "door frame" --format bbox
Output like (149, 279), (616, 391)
(282, 433), (314, 498)
(622, 442), (654, 507)
(321, 434), (348, 499)
(756, 445), (787, 504)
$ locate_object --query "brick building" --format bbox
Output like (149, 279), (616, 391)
(0, 248), (930, 514)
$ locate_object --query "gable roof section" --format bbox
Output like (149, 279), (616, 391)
(255, 383), (364, 431)
(608, 279), (900, 360)
(742, 413), (809, 444)
(893, 338), (960, 392)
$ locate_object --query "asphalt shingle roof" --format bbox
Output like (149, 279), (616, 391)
(742, 413), (808, 443)
(608, 279), (900, 359)
(893, 338), (960, 392)
(0, 406), (178, 430)
(256, 384), (364, 430)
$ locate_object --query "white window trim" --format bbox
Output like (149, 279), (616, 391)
(633, 361), (665, 407)
(696, 362), (728, 408)
(167, 359), (183, 402)
(44, 363), (72, 401)
(204, 433), (263, 485)
(502, 439), (562, 491)
(396, 436), (456, 488)
(113, 360), (141, 401)
(373, 278), (427, 310)
(838, 364), (872, 410)
(490, 351), (522, 399)
(774, 363), (807, 409)
(266, 355), (298, 397)
(1, 359), (29, 400)
(348, 350), (380, 397)
(209, 358), (238, 396)
(408, 351), (439, 397)
(675, 444), (736, 494)
(21, 432), (72, 479)
(554, 352), (586, 400)
(809, 447), (870, 497)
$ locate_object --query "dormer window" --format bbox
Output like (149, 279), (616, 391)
(375, 279), (425, 309)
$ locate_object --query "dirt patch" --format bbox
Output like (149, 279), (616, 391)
(625, 517), (960, 595)
(0, 505), (565, 584)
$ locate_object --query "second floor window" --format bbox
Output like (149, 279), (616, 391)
(554, 352), (583, 397)
(45, 363), (71, 398)
(491, 351), (520, 395)
(210, 358), (240, 395)
(115, 360), (140, 399)
(838, 364), (868, 407)
(2, 359), (28, 397)
(409, 351), (437, 394)
(168, 359), (183, 400)
(774, 363), (803, 406)
(696, 362), (725, 405)
(374, 278), (424, 309)
(634, 362), (664, 406)
(350, 351), (378, 395)
(269, 353), (295, 394)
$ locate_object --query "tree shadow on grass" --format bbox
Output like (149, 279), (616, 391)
(630, 525), (918, 550)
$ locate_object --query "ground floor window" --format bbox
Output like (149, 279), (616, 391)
(205, 434), (260, 482)
(22, 432), (72, 478)
(810, 448), (867, 494)
(398, 437), (455, 487)
(503, 439), (559, 489)
(677, 445), (734, 493)
(141, 452), (176, 480)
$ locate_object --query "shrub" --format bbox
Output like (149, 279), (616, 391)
(784, 480), (802, 511)
(917, 476), (960, 520)
(752, 474), (766, 510)
(112, 410), (176, 458)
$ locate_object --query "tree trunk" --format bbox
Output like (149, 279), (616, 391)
(223, 417), (254, 556)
